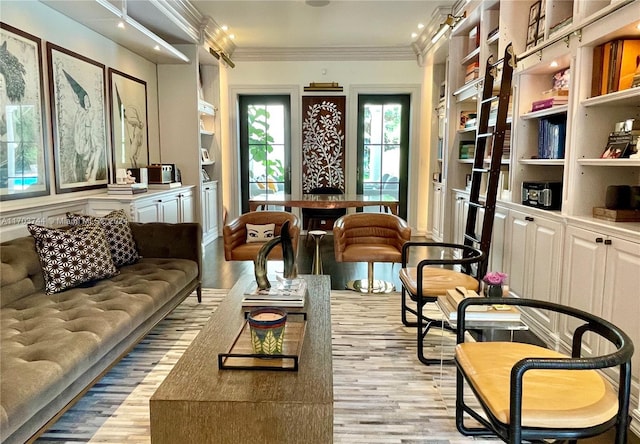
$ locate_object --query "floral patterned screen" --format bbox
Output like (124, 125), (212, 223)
(301, 96), (345, 192)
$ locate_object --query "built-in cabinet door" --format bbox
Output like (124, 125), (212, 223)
(202, 182), (219, 240)
(159, 197), (180, 223)
(506, 210), (563, 333)
(599, 235), (640, 383)
(179, 191), (194, 223)
(135, 202), (160, 223)
(452, 192), (468, 258)
(560, 225), (607, 357)
(432, 182), (443, 241)
(488, 206), (508, 275)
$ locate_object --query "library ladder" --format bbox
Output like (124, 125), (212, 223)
(464, 42), (515, 280)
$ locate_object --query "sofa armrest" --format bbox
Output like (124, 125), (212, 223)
(130, 222), (202, 280)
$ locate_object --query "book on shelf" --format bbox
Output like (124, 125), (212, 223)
(459, 111), (477, 129)
(107, 188), (147, 195)
(538, 116), (566, 159)
(147, 182), (183, 189)
(459, 141), (476, 159)
(242, 277), (307, 308)
(591, 39), (640, 97)
(531, 97), (568, 111)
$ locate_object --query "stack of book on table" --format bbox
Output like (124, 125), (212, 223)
(242, 276), (307, 308)
(107, 183), (148, 195)
(440, 287), (520, 322)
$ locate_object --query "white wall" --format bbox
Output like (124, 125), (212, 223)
(224, 59), (427, 230)
(1, 1), (160, 206)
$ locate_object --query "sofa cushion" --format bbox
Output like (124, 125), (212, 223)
(27, 224), (117, 294)
(67, 210), (140, 267)
(246, 223), (275, 243)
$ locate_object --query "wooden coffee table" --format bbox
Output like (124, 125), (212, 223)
(150, 275), (333, 443)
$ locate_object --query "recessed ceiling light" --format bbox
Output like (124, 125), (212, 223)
(117, 21), (125, 29)
(221, 25), (228, 31)
(418, 23), (424, 29)
(550, 60), (559, 67)
(154, 45), (160, 51)
(411, 32), (418, 39)
(229, 34), (235, 40)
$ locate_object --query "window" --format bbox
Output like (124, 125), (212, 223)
(239, 95), (291, 213)
(357, 94), (409, 219)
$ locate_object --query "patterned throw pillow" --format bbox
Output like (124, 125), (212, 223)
(27, 224), (118, 294)
(246, 223), (276, 243)
(67, 210), (140, 267)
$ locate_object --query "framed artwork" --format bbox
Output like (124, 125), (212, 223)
(526, 23), (538, 47)
(529, 1), (541, 25)
(47, 42), (108, 193)
(301, 96), (346, 193)
(201, 148), (211, 162)
(108, 68), (148, 172)
(601, 142), (629, 159)
(0, 23), (49, 201)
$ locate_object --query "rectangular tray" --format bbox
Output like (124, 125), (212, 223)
(218, 312), (307, 371)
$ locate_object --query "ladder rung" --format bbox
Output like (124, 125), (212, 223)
(468, 201), (485, 209)
(464, 233), (481, 244)
(481, 96), (499, 104)
(477, 132), (493, 138)
(490, 56), (505, 67)
(472, 167), (489, 173)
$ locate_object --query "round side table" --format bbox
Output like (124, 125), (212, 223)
(308, 230), (326, 275)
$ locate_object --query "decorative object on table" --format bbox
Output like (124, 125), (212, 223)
(483, 271), (507, 297)
(47, 42), (108, 193)
(247, 308), (287, 355)
(254, 220), (297, 290)
(108, 68), (148, 172)
(0, 23), (49, 201)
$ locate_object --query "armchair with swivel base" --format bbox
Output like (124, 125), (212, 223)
(334, 212), (411, 293)
(399, 242), (485, 365)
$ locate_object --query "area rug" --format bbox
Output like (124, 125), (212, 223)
(35, 288), (499, 444)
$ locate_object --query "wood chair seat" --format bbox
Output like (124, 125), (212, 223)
(399, 267), (479, 298)
(456, 342), (619, 429)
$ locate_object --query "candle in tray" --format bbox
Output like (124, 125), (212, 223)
(247, 308), (287, 355)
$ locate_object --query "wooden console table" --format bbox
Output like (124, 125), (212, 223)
(150, 275), (333, 443)
(250, 192), (399, 215)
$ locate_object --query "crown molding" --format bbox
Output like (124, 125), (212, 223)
(232, 46), (416, 62)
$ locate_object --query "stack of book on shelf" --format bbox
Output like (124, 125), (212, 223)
(242, 276), (307, 308)
(107, 183), (148, 195)
(459, 111), (477, 129)
(148, 182), (182, 190)
(502, 128), (511, 160)
(531, 88), (568, 111)
(591, 39), (640, 97)
(537, 116), (566, 159)
(464, 61), (480, 84)
(459, 141), (476, 159)
(440, 287), (521, 323)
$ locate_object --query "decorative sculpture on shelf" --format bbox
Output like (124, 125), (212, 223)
(254, 220), (297, 290)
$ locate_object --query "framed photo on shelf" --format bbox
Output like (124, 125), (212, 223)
(600, 142), (629, 159)
(108, 68), (149, 173)
(0, 23), (49, 201)
(201, 148), (211, 162)
(526, 23), (538, 48)
(47, 42), (108, 193)
(529, 1), (541, 25)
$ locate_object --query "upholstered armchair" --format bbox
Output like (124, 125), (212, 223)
(333, 212), (411, 293)
(223, 211), (300, 261)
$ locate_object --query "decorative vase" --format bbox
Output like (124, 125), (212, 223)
(486, 284), (503, 297)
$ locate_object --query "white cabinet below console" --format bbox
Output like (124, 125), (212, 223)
(86, 187), (196, 223)
(202, 181), (219, 244)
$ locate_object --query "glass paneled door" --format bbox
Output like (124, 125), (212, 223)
(356, 94), (409, 220)
(239, 95), (291, 213)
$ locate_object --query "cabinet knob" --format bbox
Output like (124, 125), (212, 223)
(604, 239), (612, 245)
(525, 216), (534, 222)
(595, 237), (604, 243)
(156, 199), (163, 203)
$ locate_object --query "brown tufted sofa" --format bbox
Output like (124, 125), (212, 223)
(0, 222), (202, 444)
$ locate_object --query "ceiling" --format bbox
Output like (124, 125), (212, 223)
(192, 1), (449, 49)
(39, 0), (455, 63)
